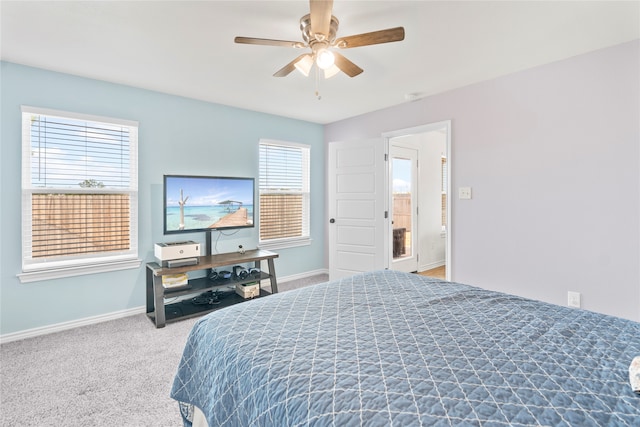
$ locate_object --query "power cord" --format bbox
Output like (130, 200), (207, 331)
(212, 229), (240, 254)
(191, 290), (224, 305)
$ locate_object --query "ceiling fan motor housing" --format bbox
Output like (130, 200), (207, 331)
(300, 14), (339, 45)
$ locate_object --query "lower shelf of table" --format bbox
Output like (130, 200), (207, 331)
(147, 288), (271, 325)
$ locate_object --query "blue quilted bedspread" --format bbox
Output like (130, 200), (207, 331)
(171, 270), (640, 426)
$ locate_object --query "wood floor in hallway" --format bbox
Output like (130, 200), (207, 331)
(419, 265), (446, 280)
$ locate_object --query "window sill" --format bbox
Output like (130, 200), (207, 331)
(17, 258), (142, 283)
(258, 237), (312, 251)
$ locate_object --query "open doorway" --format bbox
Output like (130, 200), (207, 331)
(385, 121), (451, 281)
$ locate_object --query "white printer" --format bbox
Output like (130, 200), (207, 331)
(154, 241), (200, 267)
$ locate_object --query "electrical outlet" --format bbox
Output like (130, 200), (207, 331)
(567, 291), (581, 308)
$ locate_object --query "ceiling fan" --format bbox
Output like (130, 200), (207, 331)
(234, 0), (405, 79)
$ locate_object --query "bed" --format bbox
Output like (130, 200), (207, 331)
(171, 270), (640, 426)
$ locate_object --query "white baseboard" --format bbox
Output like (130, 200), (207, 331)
(0, 306), (145, 344)
(278, 268), (329, 283)
(1, 269), (330, 344)
(259, 268), (328, 288)
(419, 260), (445, 272)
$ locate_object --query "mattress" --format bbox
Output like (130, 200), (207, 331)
(171, 270), (640, 426)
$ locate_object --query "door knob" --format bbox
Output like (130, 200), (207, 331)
(329, 218), (335, 223)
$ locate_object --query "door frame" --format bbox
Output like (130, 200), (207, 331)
(382, 120), (452, 280)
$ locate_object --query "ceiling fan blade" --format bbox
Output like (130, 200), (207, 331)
(235, 36), (305, 49)
(335, 27), (405, 49)
(333, 52), (363, 77)
(309, 0), (333, 40)
(273, 54), (312, 77)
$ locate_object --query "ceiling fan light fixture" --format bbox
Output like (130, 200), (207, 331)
(294, 54), (314, 76)
(324, 64), (340, 79)
(316, 48), (335, 69)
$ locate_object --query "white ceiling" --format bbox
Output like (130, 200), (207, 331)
(1, 1), (638, 124)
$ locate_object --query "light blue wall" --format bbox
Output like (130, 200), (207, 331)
(0, 61), (325, 335)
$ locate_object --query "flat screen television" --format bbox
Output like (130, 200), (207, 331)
(163, 174), (255, 234)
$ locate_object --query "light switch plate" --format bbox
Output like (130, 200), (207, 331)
(458, 187), (472, 199)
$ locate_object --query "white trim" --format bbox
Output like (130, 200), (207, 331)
(18, 258), (142, 283)
(278, 268), (328, 283)
(260, 268), (329, 289)
(21, 105), (138, 127)
(258, 138), (310, 150)
(382, 122), (450, 139)
(419, 260), (446, 273)
(258, 237), (312, 251)
(0, 306), (146, 344)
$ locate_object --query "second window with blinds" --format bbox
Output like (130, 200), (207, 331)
(258, 140), (311, 249)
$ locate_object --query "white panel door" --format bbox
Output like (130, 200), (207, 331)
(328, 139), (386, 280)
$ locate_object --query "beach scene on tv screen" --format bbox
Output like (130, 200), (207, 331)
(165, 177), (254, 232)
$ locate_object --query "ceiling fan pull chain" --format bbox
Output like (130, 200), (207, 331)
(315, 66), (322, 100)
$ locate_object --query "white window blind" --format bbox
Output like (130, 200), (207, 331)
(441, 156), (447, 228)
(258, 140), (310, 247)
(20, 106), (139, 280)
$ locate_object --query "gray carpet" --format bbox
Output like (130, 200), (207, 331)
(0, 274), (327, 427)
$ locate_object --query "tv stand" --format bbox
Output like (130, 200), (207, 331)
(146, 249), (278, 328)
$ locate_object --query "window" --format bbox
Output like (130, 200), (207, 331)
(19, 106), (139, 282)
(258, 140), (310, 248)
